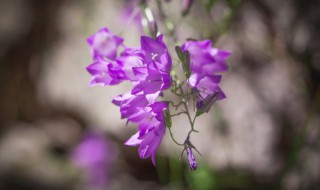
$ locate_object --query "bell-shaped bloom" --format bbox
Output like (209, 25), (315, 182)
(86, 48), (146, 86)
(115, 47), (146, 81)
(112, 92), (150, 121)
(131, 67), (171, 95)
(86, 60), (123, 86)
(130, 35), (172, 96)
(181, 40), (230, 112)
(141, 35), (172, 73)
(125, 102), (168, 165)
(181, 40), (230, 81)
(87, 27), (124, 60)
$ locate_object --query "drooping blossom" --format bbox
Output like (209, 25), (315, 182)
(130, 35), (172, 96)
(141, 35), (172, 73)
(181, 40), (230, 112)
(125, 102), (168, 165)
(86, 27), (126, 86)
(116, 47), (145, 81)
(131, 67), (171, 95)
(71, 131), (118, 188)
(86, 59), (123, 86)
(112, 92), (150, 121)
(87, 27), (123, 60)
(191, 76), (226, 114)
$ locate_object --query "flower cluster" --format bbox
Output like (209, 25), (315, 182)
(86, 1), (231, 170)
(87, 28), (172, 165)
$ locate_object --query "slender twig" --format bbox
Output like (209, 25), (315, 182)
(170, 111), (188, 117)
(170, 16), (185, 37)
(168, 127), (183, 146)
(167, 100), (184, 110)
(179, 86), (193, 126)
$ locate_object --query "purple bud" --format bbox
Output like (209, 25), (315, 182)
(186, 147), (197, 170)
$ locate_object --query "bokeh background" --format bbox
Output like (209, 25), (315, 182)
(0, 0), (319, 189)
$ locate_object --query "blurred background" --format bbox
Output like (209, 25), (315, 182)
(0, 0), (319, 189)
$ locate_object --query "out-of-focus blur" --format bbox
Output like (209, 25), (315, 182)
(0, 0), (319, 189)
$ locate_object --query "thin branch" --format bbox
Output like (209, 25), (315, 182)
(168, 127), (183, 146)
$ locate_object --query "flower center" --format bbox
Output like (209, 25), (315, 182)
(151, 53), (158, 60)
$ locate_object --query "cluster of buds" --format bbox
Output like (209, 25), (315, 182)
(86, 0), (230, 170)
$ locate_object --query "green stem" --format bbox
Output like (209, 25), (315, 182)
(179, 86), (193, 127)
(170, 111), (188, 117)
(168, 127), (183, 146)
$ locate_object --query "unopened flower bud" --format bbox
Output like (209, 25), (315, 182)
(186, 146), (197, 170)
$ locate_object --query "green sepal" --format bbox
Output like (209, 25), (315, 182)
(196, 110), (204, 117)
(175, 46), (184, 62)
(195, 91), (219, 116)
(183, 50), (191, 78)
(163, 109), (172, 128)
(175, 46), (191, 79)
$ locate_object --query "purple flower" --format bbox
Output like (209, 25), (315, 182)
(131, 67), (171, 95)
(181, 40), (230, 112)
(141, 35), (172, 73)
(181, 39), (230, 80)
(86, 28), (131, 86)
(71, 131), (117, 187)
(116, 35), (171, 165)
(111, 35), (172, 165)
(130, 35), (172, 95)
(125, 102), (168, 165)
(186, 146), (197, 170)
(87, 27), (124, 60)
(191, 76), (226, 102)
(112, 92), (151, 121)
(86, 48), (145, 86)
(193, 88), (221, 114)
(86, 60), (124, 86)
(86, 31), (172, 165)
(111, 34), (172, 121)
(86, 34), (172, 89)
(116, 47), (146, 81)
